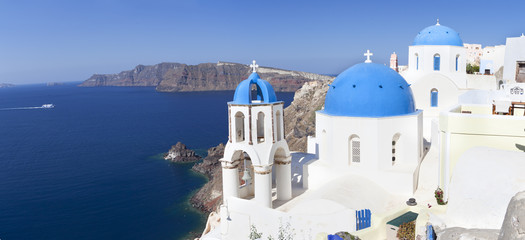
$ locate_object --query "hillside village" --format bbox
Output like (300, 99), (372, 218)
(198, 21), (525, 240)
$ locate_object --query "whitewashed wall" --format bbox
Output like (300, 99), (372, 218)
(307, 111), (423, 195)
(503, 36), (525, 83)
(220, 197), (356, 239)
(406, 45), (467, 88)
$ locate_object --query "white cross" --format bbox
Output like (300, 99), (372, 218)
(250, 60), (259, 73)
(364, 50), (373, 63)
(436, 18), (440, 26)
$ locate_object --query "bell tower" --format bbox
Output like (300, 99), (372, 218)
(220, 60), (292, 209)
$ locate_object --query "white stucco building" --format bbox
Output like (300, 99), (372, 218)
(479, 45), (506, 75)
(306, 61), (424, 196)
(401, 21), (469, 138)
(502, 34), (525, 83)
(438, 83), (525, 201)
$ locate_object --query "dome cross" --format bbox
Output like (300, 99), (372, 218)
(364, 50), (373, 63)
(250, 60), (259, 73)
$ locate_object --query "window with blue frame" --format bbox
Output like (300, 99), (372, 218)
(434, 54), (440, 71)
(431, 89), (438, 107)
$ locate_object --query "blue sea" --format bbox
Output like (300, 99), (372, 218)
(0, 83), (294, 240)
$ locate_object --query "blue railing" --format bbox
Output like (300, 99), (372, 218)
(356, 209), (371, 230)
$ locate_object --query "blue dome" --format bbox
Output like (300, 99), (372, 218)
(413, 24), (463, 46)
(231, 72), (278, 104)
(323, 63), (416, 117)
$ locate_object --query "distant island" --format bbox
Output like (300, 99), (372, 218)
(0, 83), (14, 88)
(46, 82), (64, 87)
(79, 61), (332, 92)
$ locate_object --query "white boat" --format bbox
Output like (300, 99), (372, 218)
(41, 104), (54, 108)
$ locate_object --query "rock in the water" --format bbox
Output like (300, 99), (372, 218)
(191, 143), (225, 213)
(164, 142), (200, 162)
(499, 191), (525, 240)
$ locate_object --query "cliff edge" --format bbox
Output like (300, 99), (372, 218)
(284, 78), (333, 152)
(79, 61), (332, 93)
(190, 143), (225, 213)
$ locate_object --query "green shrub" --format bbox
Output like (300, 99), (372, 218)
(466, 63), (479, 74)
(249, 224), (262, 240)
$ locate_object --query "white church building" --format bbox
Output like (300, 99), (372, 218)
(306, 58), (424, 196)
(401, 21), (469, 138)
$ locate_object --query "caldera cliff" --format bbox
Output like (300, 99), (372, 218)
(79, 61), (332, 92)
(284, 78), (333, 152)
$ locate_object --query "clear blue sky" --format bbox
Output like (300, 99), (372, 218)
(1, 0), (524, 84)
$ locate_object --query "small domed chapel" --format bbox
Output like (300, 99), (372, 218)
(401, 20), (468, 134)
(306, 59), (424, 196)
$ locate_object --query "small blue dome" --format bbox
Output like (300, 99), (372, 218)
(323, 63), (416, 117)
(413, 24), (463, 46)
(231, 72), (278, 104)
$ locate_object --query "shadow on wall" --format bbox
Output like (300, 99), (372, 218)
(515, 143), (525, 152)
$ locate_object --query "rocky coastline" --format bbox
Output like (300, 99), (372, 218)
(79, 61), (332, 93)
(190, 143), (225, 214)
(163, 141), (224, 214)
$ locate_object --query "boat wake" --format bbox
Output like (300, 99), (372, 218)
(0, 104), (55, 111)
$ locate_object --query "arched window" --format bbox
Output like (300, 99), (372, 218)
(392, 133), (400, 165)
(456, 55), (459, 72)
(416, 54), (419, 70)
(257, 112), (265, 143)
(348, 135), (361, 164)
(431, 88), (438, 107)
(434, 54), (440, 71)
(235, 112), (245, 142)
(276, 111), (282, 141)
